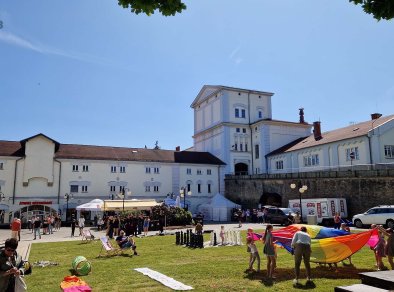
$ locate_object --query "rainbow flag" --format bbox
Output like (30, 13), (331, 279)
(266, 224), (377, 264)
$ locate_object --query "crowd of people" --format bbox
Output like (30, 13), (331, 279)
(244, 220), (394, 285)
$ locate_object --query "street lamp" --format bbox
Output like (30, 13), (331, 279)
(290, 183), (308, 223)
(64, 193), (73, 222)
(180, 187), (192, 210)
(118, 187), (131, 212)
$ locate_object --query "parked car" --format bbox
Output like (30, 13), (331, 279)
(265, 207), (295, 225)
(352, 205), (394, 229)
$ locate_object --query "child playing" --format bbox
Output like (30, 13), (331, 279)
(263, 224), (276, 279)
(247, 236), (261, 272)
(220, 226), (225, 245)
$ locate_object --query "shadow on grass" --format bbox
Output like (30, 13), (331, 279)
(244, 264), (374, 283)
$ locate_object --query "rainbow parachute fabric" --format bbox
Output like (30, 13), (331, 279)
(254, 224), (378, 264)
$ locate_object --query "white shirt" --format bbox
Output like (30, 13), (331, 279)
(291, 230), (311, 247)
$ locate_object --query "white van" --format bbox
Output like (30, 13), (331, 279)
(288, 198), (348, 226)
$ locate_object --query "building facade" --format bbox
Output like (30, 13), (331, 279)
(0, 134), (225, 224)
(266, 114), (394, 173)
(191, 85), (312, 180)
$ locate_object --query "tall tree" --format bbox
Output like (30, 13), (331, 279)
(117, 0), (393, 20)
(117, 0), (186, 16)
(349, 0), (394, 20)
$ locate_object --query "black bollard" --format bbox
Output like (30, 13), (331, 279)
(213, 232), (217, 246)
(190, 233), (195, 248)
(180, 231), (183, 245)
(186, 230), (190, 246)
(183, 232), (187, 245)
(198, 234), (204, 248)
(175, 231), (180, 245)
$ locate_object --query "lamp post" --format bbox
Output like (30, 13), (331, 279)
(64, 193), (73, 222)
(118, 187), (131, 212)
(290, 183), (308, 223)
(180, 187), (192, 210)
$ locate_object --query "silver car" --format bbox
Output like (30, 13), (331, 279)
(352, 205), (394, 229)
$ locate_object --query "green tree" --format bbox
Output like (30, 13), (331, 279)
(117, 0), (186, 16)
(350, 0), (394, 20)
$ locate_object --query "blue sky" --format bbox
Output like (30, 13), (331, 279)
(1, 1), (393, 151)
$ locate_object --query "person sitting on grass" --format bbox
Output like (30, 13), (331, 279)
(116, 230), (138, 255)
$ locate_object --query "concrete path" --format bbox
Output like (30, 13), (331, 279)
(0, 222), (267, 260)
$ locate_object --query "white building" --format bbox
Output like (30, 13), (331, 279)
(191, 85), (394, 180)
(0, 134), (225, 224)
(191, 85), (312, 181)
(266, 114), (394, 173)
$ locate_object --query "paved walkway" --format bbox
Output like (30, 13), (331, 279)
(0, 222), (266, 260)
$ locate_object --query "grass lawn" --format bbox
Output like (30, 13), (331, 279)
(26, 229), (379, 291)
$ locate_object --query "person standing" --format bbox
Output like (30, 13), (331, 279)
(70, 215), (76, 237)
(78, 215), (85, 236)
(334, 212), (341, 229)
(291, 226), (312, 285)
(33, 216), (42, 240)
(246, 236), (261, 272)
(385, 228), (394, 270)
(294, 212), (302, 224)
(263, 224), (276, 279)
(10, 217), (21, 241)
(143, 217), (150, 237)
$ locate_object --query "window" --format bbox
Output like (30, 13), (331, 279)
(235, 108), (240, 118)
(245, 144), (248, 152)
(111, 166), (117, 173)
(154, 186), (159, 192)
(110, 186), (116, 192)
(208, 184), (211, 193)
(72, 165), (79, 172)
(187, 184), (191, 192)
(236, 128), (240, 133)
(276, 160), (284, 170)
(145, 186), (151, 192)
(258, 110), (262, 119)
(234, 143), (238, 151)
(81, 186), (88, 193)
(146, 167), (151, 174)
(384, 145), (394, 158)
(207, 169), (212, 175)
(242, 128), (246, 133)
(197, 169), (202, 175)
(187, 168), (192, 175)
(240, 143), (243, 151)
(70, 185), (78, 193)
(346, 147), (360, 161)
(154, 167), (159, 174)
(120, 166), (126, 173)
(241, 109), (246, 118)
(303, 154), (320, 166)
(255, 145), (259, 159)
(198, 184), (201, 193)
(82, 165), (88, 172)
(0, 162), (3, 170)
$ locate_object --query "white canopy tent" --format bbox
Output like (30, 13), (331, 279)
(76, 199), (104, 211)
(198, 193), (241, 222)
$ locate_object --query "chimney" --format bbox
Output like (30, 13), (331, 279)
(371, 113), (382, 120)
(175, 146), (180, 151)
(299, 108), (305, 123)
(313, 121), (322, 141)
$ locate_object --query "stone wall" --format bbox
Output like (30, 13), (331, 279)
(225, 169), (394, 217)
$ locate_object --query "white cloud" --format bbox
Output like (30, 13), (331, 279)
(0, 30), (129, 70)
(229, 45), (243, 65)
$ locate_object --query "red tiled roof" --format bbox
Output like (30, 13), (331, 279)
(0, 139), (225, 165)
